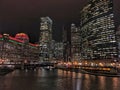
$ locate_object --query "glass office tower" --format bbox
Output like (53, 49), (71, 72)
(39, 17), (53, 61)
(80, 0), (119, 60)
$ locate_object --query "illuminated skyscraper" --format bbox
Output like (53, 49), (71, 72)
(80, 0), (119, 60)
(54, 42), (63, 60)
(40, 17), (52, 43)
(39, 17), (53, 61)
(71, 24), (80, 61)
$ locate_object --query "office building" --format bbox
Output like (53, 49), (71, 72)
(80, 0), (119, 60)
(54, 42), (63, 61)
(39, 17), (53, 61)
(0, 33), (39, 64)
(71, 24), (80, 61)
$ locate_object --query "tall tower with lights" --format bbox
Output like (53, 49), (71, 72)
(80, 0), (119, 60)
(71, 23), (80, 61)
(39, 17), (53, 61)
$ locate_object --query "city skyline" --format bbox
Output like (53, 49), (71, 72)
(1, 1), (120, 90)
(0, 0), (89, 43)
(0, 0), (120, 43)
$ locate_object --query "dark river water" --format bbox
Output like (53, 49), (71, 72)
(0, 69), (120, 90)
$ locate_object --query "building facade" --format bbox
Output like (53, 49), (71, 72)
(63, 28), (71, 62)
(39, 17), (53, 61)
(80, 0), (118, 60)
(71, 24), (80, 61)
(54, 42), (63, 61)
(0, 33), (39, 65)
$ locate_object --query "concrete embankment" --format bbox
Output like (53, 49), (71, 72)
(59, 67), (120, 77)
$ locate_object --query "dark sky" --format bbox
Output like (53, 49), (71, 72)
(0, 0), (120, 43)
(0, 0), (89, 43)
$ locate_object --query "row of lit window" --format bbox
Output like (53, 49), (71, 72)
(81, 0), (113, 24)
(81, 14), (114, 28)
(93, 52), (117, 55)
(96, 51), (117, 53)
(97, 47), (116, 50)
(81, 11), (113, 24)
(81, 24), (115, 39)
(93, 39), (116, 44)
(88, 22), (114, 28)
(85, 37), (116, 45)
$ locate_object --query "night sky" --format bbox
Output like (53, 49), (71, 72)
(0, 0), (120, 43)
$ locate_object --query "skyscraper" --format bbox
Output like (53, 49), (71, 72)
(80, 0), (119, 60)
(54, 42), (63, 60)
(63, 28), (71, 62)
(71, 24), (80, 61)
(39, 17), (53, 61)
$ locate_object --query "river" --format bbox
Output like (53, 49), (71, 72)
(0, 69), (120, 90)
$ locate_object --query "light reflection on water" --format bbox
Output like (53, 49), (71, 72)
(98, 76), (106, 90)
(0, 69), (120, 90)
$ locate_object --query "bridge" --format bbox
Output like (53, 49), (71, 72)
(0, 61), (58, 70)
